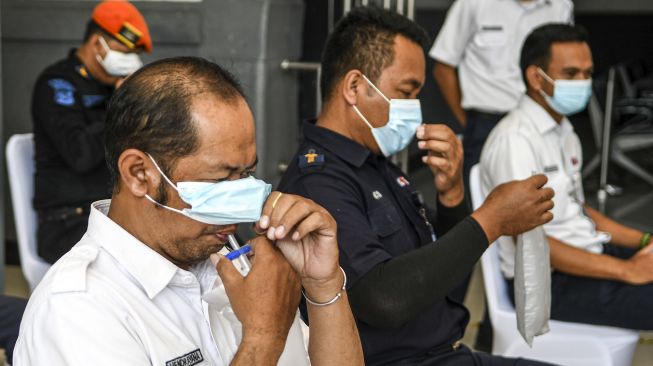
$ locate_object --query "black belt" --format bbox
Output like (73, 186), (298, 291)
(466, 109), (506, 119)
(38, 205), (90, 223)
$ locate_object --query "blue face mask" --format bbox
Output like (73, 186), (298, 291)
(144, 155), (272, 225)
(352, 74), (423, 157)
(538, 68), (592, 116)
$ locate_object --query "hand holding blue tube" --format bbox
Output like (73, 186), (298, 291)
(225, 244), (252, 261)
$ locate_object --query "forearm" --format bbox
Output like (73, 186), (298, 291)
(433, 62), (466, 126)
(548, 236), (627, 281)
(435, 195), (471, 236)
(306, 292), (363, 366)
(231, 337), (285, 366)
(584, 205), (643, 248)
(349, 216), (488, 328)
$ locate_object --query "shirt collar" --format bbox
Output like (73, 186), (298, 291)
(302, 120), (371, 167)
(520, 95), (572, 135)
(87, 199), (179, 299)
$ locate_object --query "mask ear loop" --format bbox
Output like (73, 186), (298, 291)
(143, 154), (187, 215)
(352, 105), (375, 129)
(361, 74), (391, 103)
(537, 68), (555, 85)
(98, 36), (111, 52)
(146, 154), (179, 192)
(143, 194), (187, 216)
(353, 74), (391, 129)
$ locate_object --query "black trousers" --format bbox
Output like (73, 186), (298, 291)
(397, 344), (555, 366)
(0, 295), (27, 363)
(37, 209), (90, 264)
(462, 110), (506, 190)
(508, 244), (653, 330)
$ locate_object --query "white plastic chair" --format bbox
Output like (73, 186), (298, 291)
(469, 164), (639, 366)
(6, 133), (51, 291)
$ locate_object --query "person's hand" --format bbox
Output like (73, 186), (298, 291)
(472, 175), (554, 243)
(624, 242), (653, 285)
(416, 124), (464, 206)
(213, 237), (301, 360)
(255, 191), (342, 303)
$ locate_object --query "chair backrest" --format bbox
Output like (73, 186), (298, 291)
(469, 165), (516, 322)
(6, 133), (51, 291)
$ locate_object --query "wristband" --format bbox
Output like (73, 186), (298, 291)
(640, 232), (651, 249)
(302, 267), (347, 307)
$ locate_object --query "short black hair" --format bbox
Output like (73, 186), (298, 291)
(320, 6), (429, 103)
(105, 57), (245, 201)
(520, 23), (590, 84)
(83, 20), (108, 43)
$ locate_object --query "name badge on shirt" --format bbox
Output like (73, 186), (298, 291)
(544, 165), (559, 173)
(481, 25), (503, 31)
(166, 349), (204, 366)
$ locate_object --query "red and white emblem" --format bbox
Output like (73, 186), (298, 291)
(396, 176), (410, 187)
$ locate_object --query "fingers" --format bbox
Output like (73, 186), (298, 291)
(540, 199), (555, 212)
(540, 211), (554, 225)
(416, 123), (457, 142)
(539, 187), (555, 202)
(258, 191), (284, 230)
(270, 199), (325, 241)
(215, 253), (244, 288)
(417, 139), (454, 156)
(292, 211), (334, 241)
(525, 174), (548, 188)
(421, 155), (451, 170)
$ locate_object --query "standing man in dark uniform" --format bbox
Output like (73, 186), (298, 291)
(279, 7), (555, 365)
(31, 0), (151, 263)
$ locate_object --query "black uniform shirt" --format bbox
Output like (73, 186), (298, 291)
(278, 121), (473, 365)
(31, 49), (113, 210)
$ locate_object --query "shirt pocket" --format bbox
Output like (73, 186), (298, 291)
(367, 204), (402, 238)
(472, 26), (509, 68)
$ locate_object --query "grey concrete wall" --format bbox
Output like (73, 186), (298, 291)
(1, 0), (304, 242)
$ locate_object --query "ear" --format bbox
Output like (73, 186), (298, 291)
(526, 65), (545, 93)
(89, 33), (105, 57)
(117, 149), (159, 198)
(340, 70), (366, 106)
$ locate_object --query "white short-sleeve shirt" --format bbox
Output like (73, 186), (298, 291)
(429, 0), (573, 113)
(479, 96), (610, 278)
(14, 200), (309, 366)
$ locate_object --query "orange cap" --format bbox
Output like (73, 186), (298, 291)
(92, 0), (152, 53)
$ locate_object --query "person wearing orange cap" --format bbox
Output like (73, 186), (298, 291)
(31, 0), (152, 264)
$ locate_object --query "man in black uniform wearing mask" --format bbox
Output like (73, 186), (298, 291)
(31, 0), (151, 263)
(279, 6), (556, 365)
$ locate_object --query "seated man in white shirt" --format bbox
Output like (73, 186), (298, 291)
(14, 57), (364, 365)
(481, 23), (653, 330)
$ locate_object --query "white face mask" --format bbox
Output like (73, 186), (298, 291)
(537, 68), (592, 116)
(96, 36), (143, 77)
(352, 74), (422, 157)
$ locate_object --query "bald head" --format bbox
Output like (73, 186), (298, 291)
(105, 57), (245, 188)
